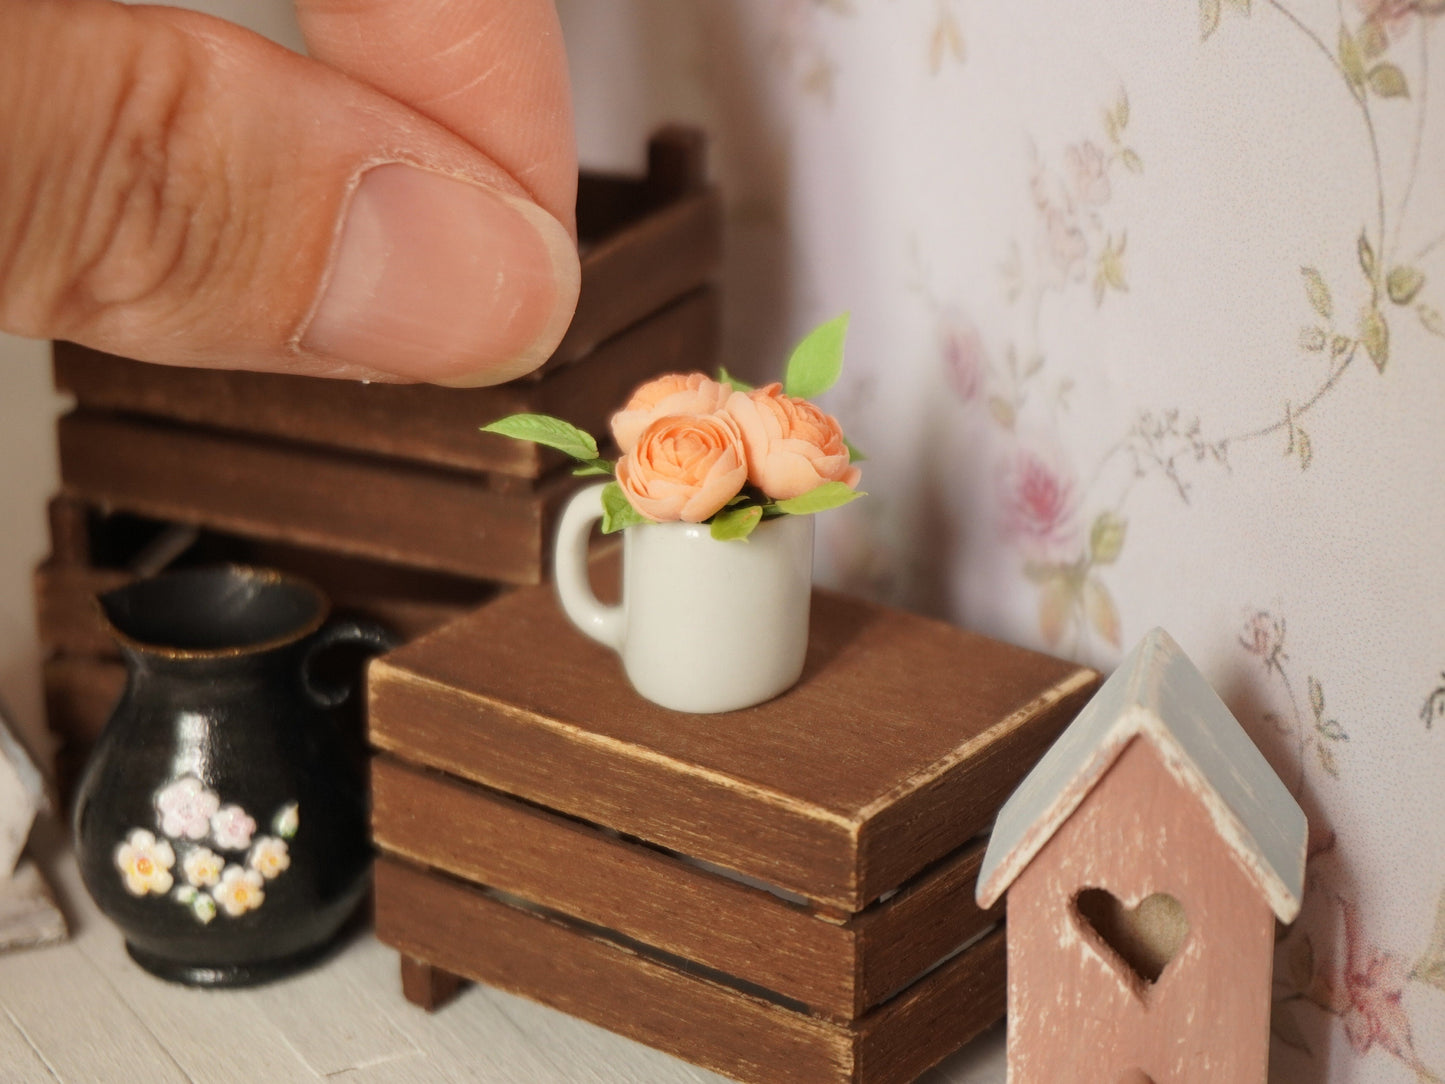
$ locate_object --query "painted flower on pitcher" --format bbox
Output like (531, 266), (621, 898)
(182, 846), (224, 888)
(210, 805), (256, 851)
(212, 865), (265, 917)
(273, 802), (299, 839)
(616, 413), (749, 523)
(115, 829), (175, 897)
(725, 384), (861, 500)
(998, 444), (1080, 560)
(610, 373), (732, 454)
(248, 837), (291, 880)
(155, 776), (219, 841)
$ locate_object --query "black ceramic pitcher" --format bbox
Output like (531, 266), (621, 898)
(73, 565), (393, 986)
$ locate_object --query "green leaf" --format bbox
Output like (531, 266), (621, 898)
(1301, 266), (1333, 319)
(1387, 265), (1426, 305)
(1339, 26), (1367, 95)
(843, 437), (867, 463)
(1367, 62), (1409, 99)
(1200, 0), (1222, 40)
(709, 505), (763, 541)
(1419, 303), (1445, 337)
(600, 482), (651, 534)
(1089, 512), (1127, 566)
(1316, 741), (1340, 777)
(1120, 148), (1143, 173)
(1358, 230), (1377, 282)
(1299, 326), (1327, 352)
(1361, 307), (1389, 371)
(989, 396), (1017, 429)
(1331, 333), (1353, 357)
(1296, 427), (1313, 470)
(717, 367), (753, 393)
(773, 481), (865, 516)
(572, 460), (614, 477)
(1317, 718), (1348, 741)
(1308, 675), (1325, 717)
(1084, 577), (1121, 648)
(1358, 19), (1388, 60)
(481, 414), (598, 461)
(1413, 890), (1445, 994)
(783, 313), (850, 399)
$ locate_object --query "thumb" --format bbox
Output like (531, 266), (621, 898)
(0, 0), (579, 386)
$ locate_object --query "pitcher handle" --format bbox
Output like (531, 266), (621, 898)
(554, 484), (624, 651)
(302, 619), (399, 709)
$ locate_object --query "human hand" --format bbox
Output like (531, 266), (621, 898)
(0, 0), (580, 386)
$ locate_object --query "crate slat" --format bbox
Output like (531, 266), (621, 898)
(55, 287), (717, 478)
(374, 857), (1005, 1084)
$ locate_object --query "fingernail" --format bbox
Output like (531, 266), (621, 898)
(301, 164), (579, 384)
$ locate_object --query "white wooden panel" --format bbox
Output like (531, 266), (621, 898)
(0, 1005), (60, 1083)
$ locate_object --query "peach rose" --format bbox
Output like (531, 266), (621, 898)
(724, 384), (861, 500)
(616, 413), (748, 523)
(610, 373), (733, 453)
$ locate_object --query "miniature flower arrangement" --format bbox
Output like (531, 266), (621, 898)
(482, 314), (865, 540)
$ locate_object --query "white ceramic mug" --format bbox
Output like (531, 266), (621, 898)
(554, 483), (815, 713)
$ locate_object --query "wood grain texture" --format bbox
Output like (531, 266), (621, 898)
(56, 411), (582, 583)
(1004, 738), (1276, 1084)
(42, 655), (124, 749)
(54, 287), (718, 479)
(401, 955), (465, 1012)
(374, 857), (1004, 1084)
(372, 756), (997, 1021)
(369, 581), (1097, 910)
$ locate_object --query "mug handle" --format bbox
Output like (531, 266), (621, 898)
(554, 483), (624, 651)
(302, 619), (399, 709)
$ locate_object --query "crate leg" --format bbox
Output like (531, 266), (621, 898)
(400, 954), (464, 1011)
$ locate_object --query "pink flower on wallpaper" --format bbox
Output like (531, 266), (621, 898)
(1240, 610), (1287, 672)
(1037, 205), (1088, 289)
(1065, 141), (1112, 207)
(998, 445), (1079, 558)
(1331, 898), (1421, 1063)
(1355, 0), (1421, 39)
(940, 313), (987, 402)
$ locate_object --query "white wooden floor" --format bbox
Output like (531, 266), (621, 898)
(0, 818), (1007, 1084)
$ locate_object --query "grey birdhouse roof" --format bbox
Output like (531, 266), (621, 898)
(976, 627), (1307, 922)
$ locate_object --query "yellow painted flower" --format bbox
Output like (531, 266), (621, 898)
(182, 847), (224, 888)
(114, 829), (175, 897)
(247, 836), (291, 880)
(211, 865), (265, 917)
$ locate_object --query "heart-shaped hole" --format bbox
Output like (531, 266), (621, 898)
(1074, 888), (1189, 987)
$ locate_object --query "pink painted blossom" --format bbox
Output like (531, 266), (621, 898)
(1355, 0), (1422, 40)
(155, 776), (219, 841)
(1333, 899), (1420, 1063)
(998, 445), (1079, 558)
(1066, 141), (1112, 207)
(940, 314), (987, 403)
(210, 805), (257, 851)
(1039, 206), (1088, 287)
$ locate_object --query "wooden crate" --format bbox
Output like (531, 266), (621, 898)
(53, 127), (722, 480)
(368, 576), (1099, 1083)
(36, 497), (494, 799)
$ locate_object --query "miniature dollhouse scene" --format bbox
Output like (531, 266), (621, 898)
(0, 1), (1441, 1083)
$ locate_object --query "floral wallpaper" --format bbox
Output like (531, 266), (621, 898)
(559, 0), (1445, 1079)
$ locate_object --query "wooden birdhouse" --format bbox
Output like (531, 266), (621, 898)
(976, 628), (1307, 1084)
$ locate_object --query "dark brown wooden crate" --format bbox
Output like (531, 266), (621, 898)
(54, 286), (718, 478)
(369, 584), (1098, 911)
(56, 411), (584, 583)
(372, 755), (998, 1021)
(374, 856), (1006, 1084)
(35, 514), (494, 658)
